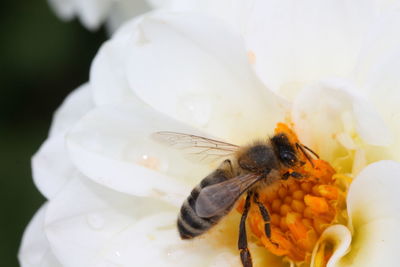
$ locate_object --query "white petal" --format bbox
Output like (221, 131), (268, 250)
(361, 53), (400, 163)
(34, 85), (94, 199)
(148, 0), (254, 33)
(354, 8), (400, 86)
(48, 0), (112, 30)
(18, 204), (63, 267)
(95, 213), (242, 267)
(310, 225), (352, 267)
(146, 0), (174, 8)
(74, 0), (113, 30)
(45, 176), (235, 267)
(45, 176), (174, 267)
(336, 219), (400, 267)
(66, 103), (216, 203)
(32, 134), (77, 199)
(48, 0), (75, 21)
(292, 80), (390, 164)
(49, 0), (150, 31)
(106, 0), (151, 33)
(347, 161), (400, 225)
(49, 84), (94, 137)
(124, 11), (288, 143)
(351, 10), (400, 161)
(90, 36), (145, 107)
(245, 0), (376, 96)
(336, 161), (400, 266)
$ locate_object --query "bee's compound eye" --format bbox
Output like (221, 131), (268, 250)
(280, 151), (297, 165)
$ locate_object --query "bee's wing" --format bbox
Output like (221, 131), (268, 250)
(152, 131), (240, 163)
(195, 173), (262, 218)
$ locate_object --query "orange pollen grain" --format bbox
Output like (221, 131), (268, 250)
(238, 123), (347, 264)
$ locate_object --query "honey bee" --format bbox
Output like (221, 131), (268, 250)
(154, 131), (318, 267)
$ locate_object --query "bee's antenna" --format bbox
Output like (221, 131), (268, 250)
(302, 144), (319, 159)
(296, 143), (318, 167)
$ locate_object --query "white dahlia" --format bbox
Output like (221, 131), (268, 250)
(20, 1), (400, 267)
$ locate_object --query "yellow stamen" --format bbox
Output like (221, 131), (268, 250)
(238, 123), (349, 265)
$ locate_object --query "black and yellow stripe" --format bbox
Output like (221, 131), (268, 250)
(177, 164), (233, 239)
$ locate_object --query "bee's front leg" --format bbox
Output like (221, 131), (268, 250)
(282, 171), (303, 180)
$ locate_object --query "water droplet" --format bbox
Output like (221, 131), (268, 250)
(86, 213), (105, 230)
(136, 154), (166, 171)
(165, 247), (184, 261)
(177, 95), (212, 127)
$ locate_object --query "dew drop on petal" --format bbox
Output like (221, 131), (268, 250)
(136, 154), (168, 172)
(165, 246), (185, 261)
(247, 50), (256, 65)
(86, 213), (105, 230)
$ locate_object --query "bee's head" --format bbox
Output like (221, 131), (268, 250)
(270, 133), (299, 167)
(238, 144), (279, 172)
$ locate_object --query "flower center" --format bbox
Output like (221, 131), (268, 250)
(237, 123), (348, 264)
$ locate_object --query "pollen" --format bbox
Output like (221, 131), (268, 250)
(238, 123), (348, 264)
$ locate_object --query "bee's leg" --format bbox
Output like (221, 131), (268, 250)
(290, 171), (303, 179)
(282, 171), (303, 180)
(219, 159), (234, 176)
(238, 191), (253, 267)
(253, 192), (278, 246)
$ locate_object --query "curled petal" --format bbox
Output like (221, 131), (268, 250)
(310, 225), (351, 267)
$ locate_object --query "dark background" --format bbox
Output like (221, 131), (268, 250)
(0, 1), (107, 266)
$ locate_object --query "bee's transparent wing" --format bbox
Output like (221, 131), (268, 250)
(152, 131), (240, 163)
(195, 173), (262, 218)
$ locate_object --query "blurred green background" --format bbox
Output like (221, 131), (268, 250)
(0, 1), (107, 266)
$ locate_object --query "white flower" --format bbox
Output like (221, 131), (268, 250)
(20, 2), (400, 267)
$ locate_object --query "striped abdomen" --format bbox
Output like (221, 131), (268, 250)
(178, 163), (233, 239)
